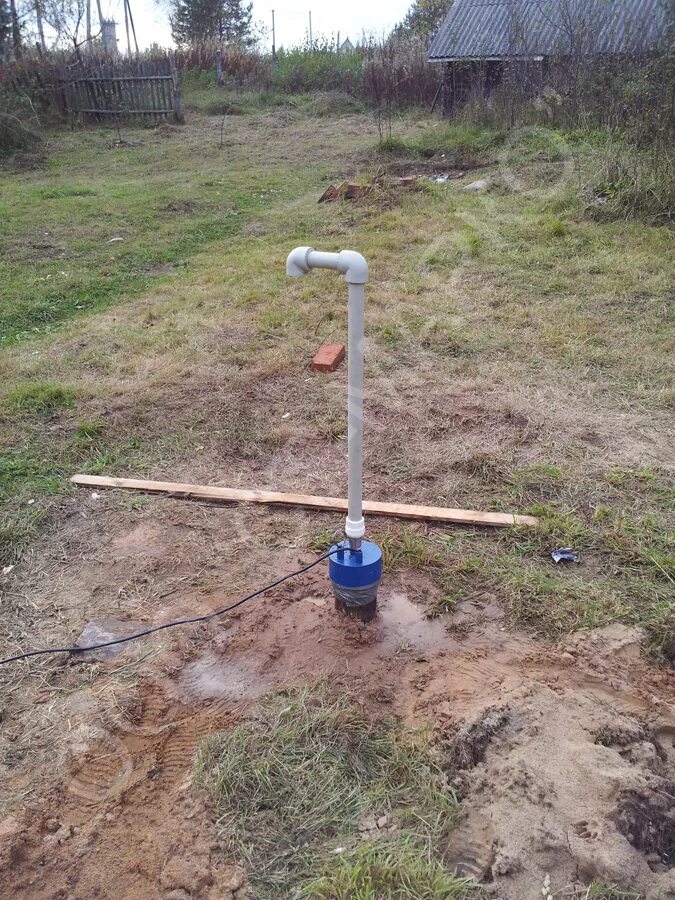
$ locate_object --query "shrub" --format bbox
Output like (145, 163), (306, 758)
(271, 41), (362, 94)
(0, 86), (42, 156)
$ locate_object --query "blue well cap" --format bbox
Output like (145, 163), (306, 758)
(328, 541), (383, 589)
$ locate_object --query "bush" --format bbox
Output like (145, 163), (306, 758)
(376, 136), (414, 157)
(0, 87), (42, 156)
(272, 42), (362, 94)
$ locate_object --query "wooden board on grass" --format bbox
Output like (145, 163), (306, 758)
(71, 474), (538, 528)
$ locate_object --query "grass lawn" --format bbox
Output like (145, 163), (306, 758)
(1, 104), (673, 658)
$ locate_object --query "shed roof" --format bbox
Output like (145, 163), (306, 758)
(428, 0), (670, 61)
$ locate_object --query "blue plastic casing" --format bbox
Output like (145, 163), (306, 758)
(328, 541), (383, 588)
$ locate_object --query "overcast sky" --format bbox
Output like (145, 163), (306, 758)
(99, 0), (413, 51)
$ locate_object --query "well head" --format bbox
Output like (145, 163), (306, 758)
(329, 540), (382, 622)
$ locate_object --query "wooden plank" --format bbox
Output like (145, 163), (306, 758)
(70, 475), (538, 528)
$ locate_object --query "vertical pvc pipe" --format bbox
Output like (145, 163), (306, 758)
(286, 246), (381, 619)
(346, 282), (365, 546)
(285, 246), (368, 545)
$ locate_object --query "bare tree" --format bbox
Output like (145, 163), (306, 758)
(9, 0), (21, 56)
(34, 0), (46, 50)
(43, 0), (86, 46)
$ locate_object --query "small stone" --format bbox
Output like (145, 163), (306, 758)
(358, 815), (376, 833)
(44, 818), (60, 834)
(74, 618), (141, 660)
(54, 824), (73, 843)
(377, 815), (388, 829)
(462, 179), (489, 192)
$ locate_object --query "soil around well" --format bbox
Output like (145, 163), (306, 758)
(0, 499), (673, 899)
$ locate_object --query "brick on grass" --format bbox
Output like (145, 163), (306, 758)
(312, 343), (346, 373)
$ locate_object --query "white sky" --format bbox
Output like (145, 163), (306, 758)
(98, 0), (413, 51)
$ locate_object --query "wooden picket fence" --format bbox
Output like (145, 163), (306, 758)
(61, 57), (183, 123)
(4, 53), (184, 124)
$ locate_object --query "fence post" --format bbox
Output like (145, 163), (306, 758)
(215, 48), (223, 85)
(170, 53), (184, 124)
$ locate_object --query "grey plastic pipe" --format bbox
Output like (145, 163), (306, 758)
(286, 247), (368, 545)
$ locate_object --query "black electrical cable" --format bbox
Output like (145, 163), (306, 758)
(0, 547), (343, 667)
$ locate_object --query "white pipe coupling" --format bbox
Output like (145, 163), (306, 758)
(345, 516), (366, 540)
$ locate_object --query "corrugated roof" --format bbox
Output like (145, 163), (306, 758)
(428, 0), (670, 60)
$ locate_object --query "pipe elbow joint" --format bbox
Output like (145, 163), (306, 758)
(286, 246), (313, 277)
(286, 247), (368, 284)
(337, 250), (368, 284)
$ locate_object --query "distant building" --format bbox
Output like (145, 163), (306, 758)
(339, 37), (354, 53)
(428, 0), (670, 114)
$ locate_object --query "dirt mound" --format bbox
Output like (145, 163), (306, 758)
(443, 687), (674, 898)
(433, 626), (675, 899)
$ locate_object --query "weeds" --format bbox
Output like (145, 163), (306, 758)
(584, 136), (675, 224)
(74, 419), (106, 445)
(0, 507), (49, 566)
(195, 685), (468, 898)
(377, 123), (504, 168)
(0, 87), (42, 157)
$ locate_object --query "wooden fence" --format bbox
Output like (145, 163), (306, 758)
(61, 58), (183, 123)
(4, 54), (184, 124)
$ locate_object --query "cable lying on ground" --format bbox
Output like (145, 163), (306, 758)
(0, 548), (340, 666)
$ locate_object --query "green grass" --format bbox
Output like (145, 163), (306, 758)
(575, 882), (640, 899)
(0, 191), (260, 345)
(0, 131), (296, 345)
(377, 123), (505, 167)
(303, 838), (483, 899)
(74, 419), (106, 444)
(8, 382), (76, 413)
(195, 685), (475, 899)
(347, 502), (673, 657)
(182, 79), (365, 118)
(0, 109), (673, 653)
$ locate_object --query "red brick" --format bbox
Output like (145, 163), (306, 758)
(312, 343), (346, 373)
